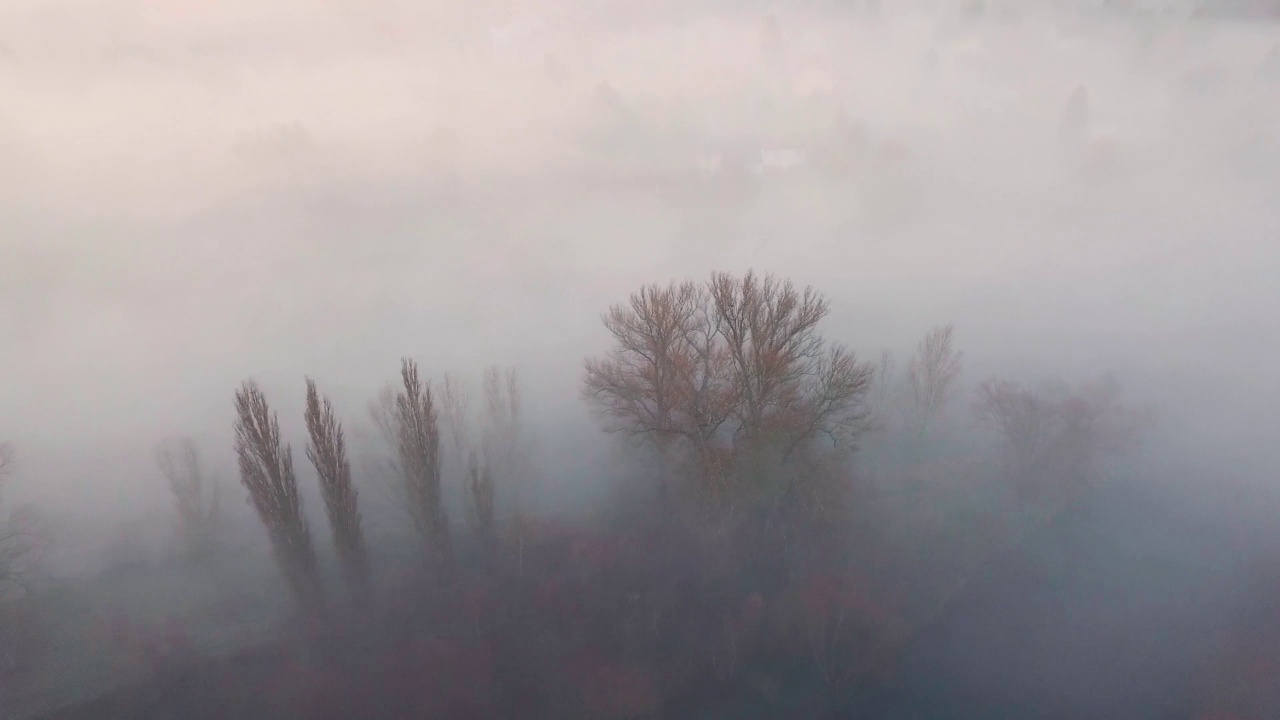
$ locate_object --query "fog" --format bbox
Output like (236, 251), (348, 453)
(2, 1), (1279, 717)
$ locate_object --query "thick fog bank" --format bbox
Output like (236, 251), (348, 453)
(1, 2), (1279, 718)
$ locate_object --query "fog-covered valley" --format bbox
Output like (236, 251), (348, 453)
(2, 1), (1279, 718)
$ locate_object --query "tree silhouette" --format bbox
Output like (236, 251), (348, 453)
(154, 438), (222, 560)
(234, 381), (323, 611)
(906, 323), (963, 440)
(373, 359), (453, 576)
(583, 271), (873, 525)
(304, 378), (369, 604)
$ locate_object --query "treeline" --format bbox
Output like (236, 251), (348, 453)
(21, 268), (1150, 718)
(160, 360), (526, 613)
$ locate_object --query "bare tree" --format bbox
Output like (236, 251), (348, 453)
(481, 366), (524, 561)
(973, 375), (1145, 505)
(708, 271), (873, 454)
(154, 438), (222, 560)
(584, 279), (726, 510)
(439, 373), (473, 482)
(465, 450), (495, 560)
(584, 280), (719, 443)
(0, 444), (10, 509)
(905, 324), (963, 438)
(439, 372), (495, 560)
(866, 350), (899, 433)
(378, 358), (452, 574)
(972, 378), (1054, 494)
(434, 368), (522, 564)
(481, 367), (523, 508)
(234, 381), (323, 611)
(304, 378), (369, 604)
(0, 450), (51, 679)
(583, 271), (874, 521)
(1043, 376), (1148, 489)
(0, 444), (43, 596)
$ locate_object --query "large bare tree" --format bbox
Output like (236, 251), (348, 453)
(304, 378), (369, 603)
(234, 381), (323, 610)
(154, 438), (222, 560)
(583, 271), (874, 519)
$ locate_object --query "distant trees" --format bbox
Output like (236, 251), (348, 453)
(234, 381), (323, 611)
(973, 375), (1146, 504)
(866, 350), (899, 433)
(437, 367), (524, 563)
(583, 271), (874, 526)
(972, 379), (1054, 485)
(0, 444), (10, 500)
(366, 360), (527, 574)
(0, 445), (50, 599)
(480, 368), (523, 514)
(304, 378), (368, 603)
(153, 438), (222, 560)
(905, 323), (963, 439)
(483, 367), (526, 561)
(465, 453), (495, 559)
(0, 443), (22, 593)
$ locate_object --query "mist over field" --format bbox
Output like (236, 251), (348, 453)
(2, 1), (1279, 718)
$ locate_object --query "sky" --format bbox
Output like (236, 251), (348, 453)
(0, 0), (1278, 522)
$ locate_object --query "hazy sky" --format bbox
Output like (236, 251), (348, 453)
(1, 1), (1278, 517)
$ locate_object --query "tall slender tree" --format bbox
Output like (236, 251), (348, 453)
(374, 359), (453, 575)
(234, 381), (323, 611)
(304, 378), (369, 604)
(154, 438), (222, 560)
(906, 323), (963, 441)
